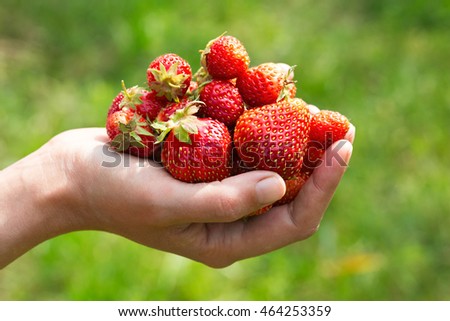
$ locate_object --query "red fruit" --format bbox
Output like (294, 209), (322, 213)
(108, 81), (159, 118)
(105, 82), (161, 157)
(248, 204), (273, 217)
(106, 107), (134, 140)
(147, 53), (192, 102)
(301, 141), (325, 174)
(137, 90), (167, 121)
(273, 172), (309, 206)
(199, 79), (245, 127)
(233, 98), (310, 180)
(107, 92), (124, 116)
(156, 99), (202, 123)
(309, 110), (350, 148)
(301, 110), (350, 173)
(161, 117), (232, 183)
(106, 108), (158, 158)
(201, 35), (250, 80)
(236, 62), (296, 108)
(230, 144), (253, 176)
(186, 81), (199, 99)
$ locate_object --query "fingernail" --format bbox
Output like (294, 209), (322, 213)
(342, 140), (353, 165)
(255, 175), (286, 205)
(307, 104), (320, 115)
(345, 124), (356, 144)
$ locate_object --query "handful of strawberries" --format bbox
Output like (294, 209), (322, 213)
(105, 34), (350, 214)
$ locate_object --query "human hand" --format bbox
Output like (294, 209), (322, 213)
(0, 125), (354, 269)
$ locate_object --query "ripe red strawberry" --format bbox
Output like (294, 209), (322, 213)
(273, 172), (309, 206)
(309, 110), (350, 148)
(236, 62), (296, 108)
(199, 79), (245, 127)
(160, 115), (232, 183)
(248, 204), (273, 217)
(301, 141), (325, 174)
(108, 81), (162, 119)
(147, 53), (192, 102)
(107, 82), (144, 116)
(106, 107), (134, 140)
(186, 80), (199, 99)
(301, 109), (350, 173)
(155, 98), (202, 122)
(233, 98), (310, 180)
(201, 35), (250, 80)
(230, 145), (252, 176)
(137, 90), (167, 121)
(107, 92), (124, 116)
(106, 107), (158, 157)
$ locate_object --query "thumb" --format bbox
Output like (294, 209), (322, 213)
(164, 171), (286, 224)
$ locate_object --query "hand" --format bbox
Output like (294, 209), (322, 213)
(0, 125), (354, 269)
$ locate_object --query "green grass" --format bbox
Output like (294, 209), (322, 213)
(1, 0), (450, 300)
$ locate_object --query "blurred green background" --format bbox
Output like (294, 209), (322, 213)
(1, 0), (450, 300)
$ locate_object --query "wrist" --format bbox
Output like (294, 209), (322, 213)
(0, 142), (86, 268)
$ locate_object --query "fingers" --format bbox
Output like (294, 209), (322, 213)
(291, 139), (353, 232)
(345, 124), (356, 144)
(222, 139), (353, 262)
(159, 171), (286, 224)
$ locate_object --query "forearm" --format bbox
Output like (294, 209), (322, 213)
(0, 147), (84, 269)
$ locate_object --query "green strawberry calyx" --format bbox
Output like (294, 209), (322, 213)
(119, 80), (146, 109)
(110, 112), (153, 152)
(199, 32), (227, 69)
(152, 101), (204, 144)
(148, 62), (189, 103)
(277, 64), (298, 102)
(192, 66), (212, 90)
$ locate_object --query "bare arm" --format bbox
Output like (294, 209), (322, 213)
(0, 125), (354, 269)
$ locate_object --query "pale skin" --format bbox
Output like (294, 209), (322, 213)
(0, 120), (355, 269)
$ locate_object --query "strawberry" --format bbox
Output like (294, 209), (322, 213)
(106, 107), (134, 140)
(230, 145), (252, 176)
(107, 82), (144, 116)
(248, 204), (273, 217)
(155, 99), (202, 122)
(233, 98), (310, 180)
(301, 109), (350, 173)
(107, 92), (124, 116)
(108, 81), (161, 118)
(200, 34), (250, 80)
(301, 141), (325, 174)
(105, 82), (160, 157)
(199, 79), (245, 127)
(147, 53), (192, 102)
(273, 171), (309, 206)
(158, 105), (232, 182)
(186, 80), (199, 99)
(106, 107), (158, 157)
(309, 110), (350, 149)
(137, 90), (167, 121)
(236, 62), (296, 108)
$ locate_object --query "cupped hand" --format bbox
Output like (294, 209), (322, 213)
(60, 125), (354, 268)
(0, 125), (354, 269)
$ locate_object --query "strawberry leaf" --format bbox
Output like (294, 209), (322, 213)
(119, 80), (145, 109)
(129, 131), (142, 142)
(174, 126), (192, 144)
(180, 118), (200, 134)
(130, 140), (146, 148)
(111, 133), (130, 152)
(134, 125), (153, 136)
(151, 121), (168, 132)
(118, 122), (131, 133)
(156, 128), (172, 143)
